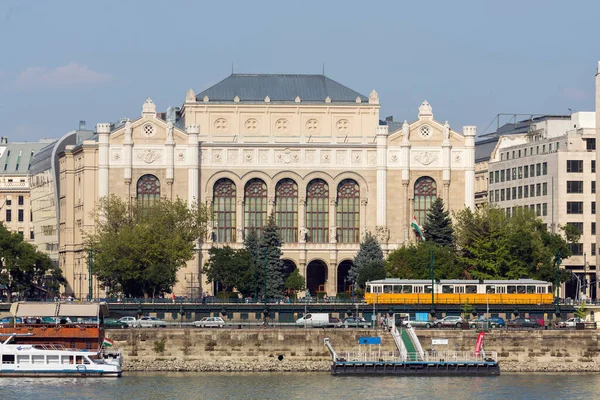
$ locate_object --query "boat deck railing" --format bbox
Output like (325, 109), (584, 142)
(339, 350), (497, 364)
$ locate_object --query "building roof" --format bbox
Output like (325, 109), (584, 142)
(0, 141), (49, 175)
(196, 74), (368, 103)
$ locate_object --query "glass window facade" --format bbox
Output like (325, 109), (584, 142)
(414, 177), (437, 225)
(275, 179), (298, 243)
(136, 174), (160, 206)
(306, 179), (329, 243)
(244, 179), (268, 237)
(336, 180), (360, 243)
(213, 179), (236, 243)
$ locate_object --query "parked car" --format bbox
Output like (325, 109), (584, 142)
(558, 317), (585, 329)
(329, 317), (342, 328)
(296, 313), (330, 328)
(343, 317), (370, 328)
(529, 316), (545, 327)
(468, 317), (505, 329)
(104, 318), (129, 329)
(118, 316), (137, 327)
(507, 318), (541, 329)
(194, 317), (225, 328)
(400, 319), (435, 329)
(137, 316), (167, 328)
(434, 316), (465, 328)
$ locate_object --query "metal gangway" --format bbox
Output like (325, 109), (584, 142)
(389, 314), (424, 361)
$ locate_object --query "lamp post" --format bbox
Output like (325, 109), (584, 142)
(88, 248), (93, 301)
(429, 248), (435, 316)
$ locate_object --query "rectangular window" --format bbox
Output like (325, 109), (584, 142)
(512, 151), (515, 159)
(495, 190), (499, 202)
(500, 170), (505, 182)
(567, 160), (584, 173)
(524, 165), (529, 178)
(549, 143), (553, 152)
(494, 171), (499, 183)
(566, 181), (584, 193)
(489, 172), (493, 182)
(524, 186), (529, 198)
(18, 196), (23, 206)
(542, 203), (547, 216)
(566, 201), (584, 214)
(593, 181), (596, 194)
(567, 222), (584, 235)
(542, 162), (547, 175)
(536, 146), (540, 154)
(536, 204), (541, 216)
(506, 188), (511, 200)
(530, 184), (535, 197)
(512, 187), (517, 199)
(592, 243), (596, 257)
(569, 243), (583, 256)
(518, 150), (522, 158)
(18, 209), (23, 222)
(506, 208), (511, 217)
(536, 163), (541, 176)
(518, 166), (523, 179)
(536, 183), (541, 197)
(542, 144), (546, 153)
(500, 189), (505, 201)
(530, 164), (535, 176)
(556, 142), (560, 150)
(5, 209), (11, 222)
(506, 168), (511, 181)
(593, 202), (596, 215)
(29, 230), (34, 240)
(593, 222), (597, 236)
(489, 191), (493, 201)
(593, 160), (596, 174)
(586, 138), (596, 151)
(542, 182), (547, 196)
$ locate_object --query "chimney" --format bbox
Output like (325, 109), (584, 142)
(79, 120), (86, 130)
(0, 137), (7, 144)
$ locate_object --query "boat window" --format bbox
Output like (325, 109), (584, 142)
(424, 285), (432, 294)
(517, 285), (526, 294)
(61, 355), (72, 364)
(466, 285), (478, 294)
(442, 285), (454, 294)
(507, 285), (516, 294)
(47, 355), (60, 364)
(383, 285), (392, 294)
(526, 286), (536, 294)
(76, 356), (84, 364)
(83, 357), (91, 365)
(2, 354), (15, 364)
(17, 355), (30, 364)
(486, 285), (496, 294)
(32, 355), (44, 364)
(402, 285), (413, 294)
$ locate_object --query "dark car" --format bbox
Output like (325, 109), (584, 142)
(329, 317), (342, 328)
(507, 318), (541, 329)
(529, 316), (545, 327)
(104, 318), (129, 329)
(469, 316), (505, 329)
(343, 317), (370, 328)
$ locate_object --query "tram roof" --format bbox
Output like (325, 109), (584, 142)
(366, 279), (550, 285)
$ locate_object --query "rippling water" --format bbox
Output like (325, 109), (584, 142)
(2, 372), (597, 400)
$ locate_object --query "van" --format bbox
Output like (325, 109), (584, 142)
(295, 313), (330, 327)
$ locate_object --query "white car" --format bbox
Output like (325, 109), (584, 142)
(118, 316), (137, 327)
(558, 317), (585, 328)
(137, 316), (167, 328)
(194, 317), (225, 328)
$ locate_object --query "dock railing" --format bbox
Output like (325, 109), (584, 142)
(340, 350), (497, 363)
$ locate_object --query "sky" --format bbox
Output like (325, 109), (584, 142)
(0, 0), (599, 142)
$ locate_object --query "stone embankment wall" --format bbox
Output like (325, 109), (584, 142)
(109, 328), (600, 373)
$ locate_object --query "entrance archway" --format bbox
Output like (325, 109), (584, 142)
(337, 260), (353, 294)
(282, 259), (297, 285)
(306, 260), (328, 296)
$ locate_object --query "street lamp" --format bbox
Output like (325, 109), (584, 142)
(88, 248), (93, 301)
(74, 273), (86, 300)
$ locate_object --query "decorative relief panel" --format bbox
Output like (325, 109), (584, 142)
(245, 118), (259, 133)
(258, 150), (269, 164)
(336, 119), (351, 134)
(305, 150), (316, 165)
(135, 149), (162, 164)
(214, 118), (228, 133)
(227, 149), (238, 164)
(212, 149), (223, 164)
(367, 151), (376, 165)
(351, 150), (362, 165)
(452, 151), (463, 164)
(243, 149), (254, 164)
(200, 150), (208, 164)
(336, 150), (347, 165)
(305, 119), (320, 134)
(275, 118), (289, 133)
(321, 150), (331, 164)
(111, 149), (122, 163)
(389, 151), (399, 164)
(275, 148), (299, 164)
(413, 151), (439, 166)
(176, 149), (186, 162)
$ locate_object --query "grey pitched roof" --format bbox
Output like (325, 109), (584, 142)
(475, 138), (498, 163)
(196, 74), (368, 103)
(0, 142), (48, 175)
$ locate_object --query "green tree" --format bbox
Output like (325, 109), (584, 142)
(575, 301), (586, 319)
(0, 222), (65, 301)
(284, 268), (305, 295)
(423, 197), (454, 248)
(350, 232), (385, 289)
(259, 213), (284, 299)
(202, 246), (254, 297)
(386, 242), (460, 280)
(244, 228), (262, 298)
(86, 195), (209, 298)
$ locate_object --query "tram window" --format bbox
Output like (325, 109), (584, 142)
(486, 286), (496, 294)
(466, 285), (477, 294)
(425, 285), (432, 294)
(393, 285), (402, 294)
(548, 285), (553, 293)
(455, 286), (465, 294)
(442, 285), (454, 294)
(507, 286), (516, 294)
(402, 285), (413, 294)
(497, 286), (506, 294)
(517, 285), (526, 294)
(383, 285), (392, 294)
(526, 286), (536, 294)
(374, 286), (382, 293)
(414, 286), (423, 293)
(537, 287), (545, 294)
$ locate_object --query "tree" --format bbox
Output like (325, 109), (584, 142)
(202, 246), (254, 297)
(259, 213), (285, 299)
(350, 232), (385, 289)
(575, 301), (586, 319)
(0, 222), (65, 301)
(86, 195), (209, 298)
(423, 197), (454, 248)
(285, 268), (305, 295)
(244, 228), (262, 298)
(386, 242), (460, 280)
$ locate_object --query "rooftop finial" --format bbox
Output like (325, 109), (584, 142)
(142, 98), (156, 115)
(418, 100), (432, 118)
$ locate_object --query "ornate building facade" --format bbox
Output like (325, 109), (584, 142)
(57, 74), (476, 298)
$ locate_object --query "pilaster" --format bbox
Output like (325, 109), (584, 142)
(376, 125), (388, 226)
(187, 125), (199, 205)
(463, 126), (476, 209)
(96, 123), (111, 199)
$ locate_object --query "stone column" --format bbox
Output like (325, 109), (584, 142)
(360, 197), (368, 237)
(97, 123), (111, 200)
(408, 196), (415, 243)
(186, 125), (200, 206)
(236, 197), (244, 243)
(376, 125), (388, 227)
(442, 121), (451, 202)
(402, 182), (409, 245)
(329, 256), (337, 297)
(463, 126), (476, 209)
(166, 122), (175, 196)
(298, 198), (307, 242)
(329, 197), (337, 244)
(400, 121), (411, 240)
(123, 120), (133, 189)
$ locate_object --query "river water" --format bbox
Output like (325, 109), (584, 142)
(3, 372), (597, 400)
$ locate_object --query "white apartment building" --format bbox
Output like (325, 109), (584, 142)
(487, 112), (597, 300)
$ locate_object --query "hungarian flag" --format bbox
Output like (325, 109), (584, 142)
(103, 337), (114, 347)
(411, 216), (425, 241)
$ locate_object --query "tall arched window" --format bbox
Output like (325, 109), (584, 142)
(275, 179), (298, 243)
(414, 176), (437, 225)
(214, 179), (236, 243)
(336, 179), (360, 243)
(244, 178), (267, 237)
(306, 179), (329, 243)
(136, 174), (160, 206)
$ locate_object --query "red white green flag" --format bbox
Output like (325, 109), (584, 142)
(103, 337), (114, 347)
(411, 215), (425, 241)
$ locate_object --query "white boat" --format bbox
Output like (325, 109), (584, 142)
(0, 334), (122, 377)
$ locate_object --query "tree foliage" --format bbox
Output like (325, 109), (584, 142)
(244, 228), (262, 298)
(0, 222), (64, 301)
(86, 195), (209, 298)
(259, 213), (285, 299)
(386, 242), (461, 280)
(423, 197), (454, 248)
(285, 268), (305, 294)
(350, 232), (385, 288)
(202, 246), (254, 297)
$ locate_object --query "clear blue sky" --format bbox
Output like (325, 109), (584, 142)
(1, 0), (598, 142)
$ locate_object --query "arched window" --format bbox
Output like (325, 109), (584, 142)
(275, 179), (298, 243)
(136, 174), (160, 206)
(306, 179), (329, 243)
(414, 176), (437, 225)
(214, 179), (236, 243)
(336, 179), (360, 243)
(244, 178), (267, 237)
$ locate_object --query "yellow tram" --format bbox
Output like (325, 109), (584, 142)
(364, 279), (554, 305)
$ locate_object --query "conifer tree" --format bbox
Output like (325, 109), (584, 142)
(349, 232), (385, 289)
(244, 228), (262, 299)
(259, 213), (285, 299)
(423, 197), (454, 248)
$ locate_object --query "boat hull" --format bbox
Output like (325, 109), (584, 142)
(331, 361), (500, 376)
(0, 370), (121, 377)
